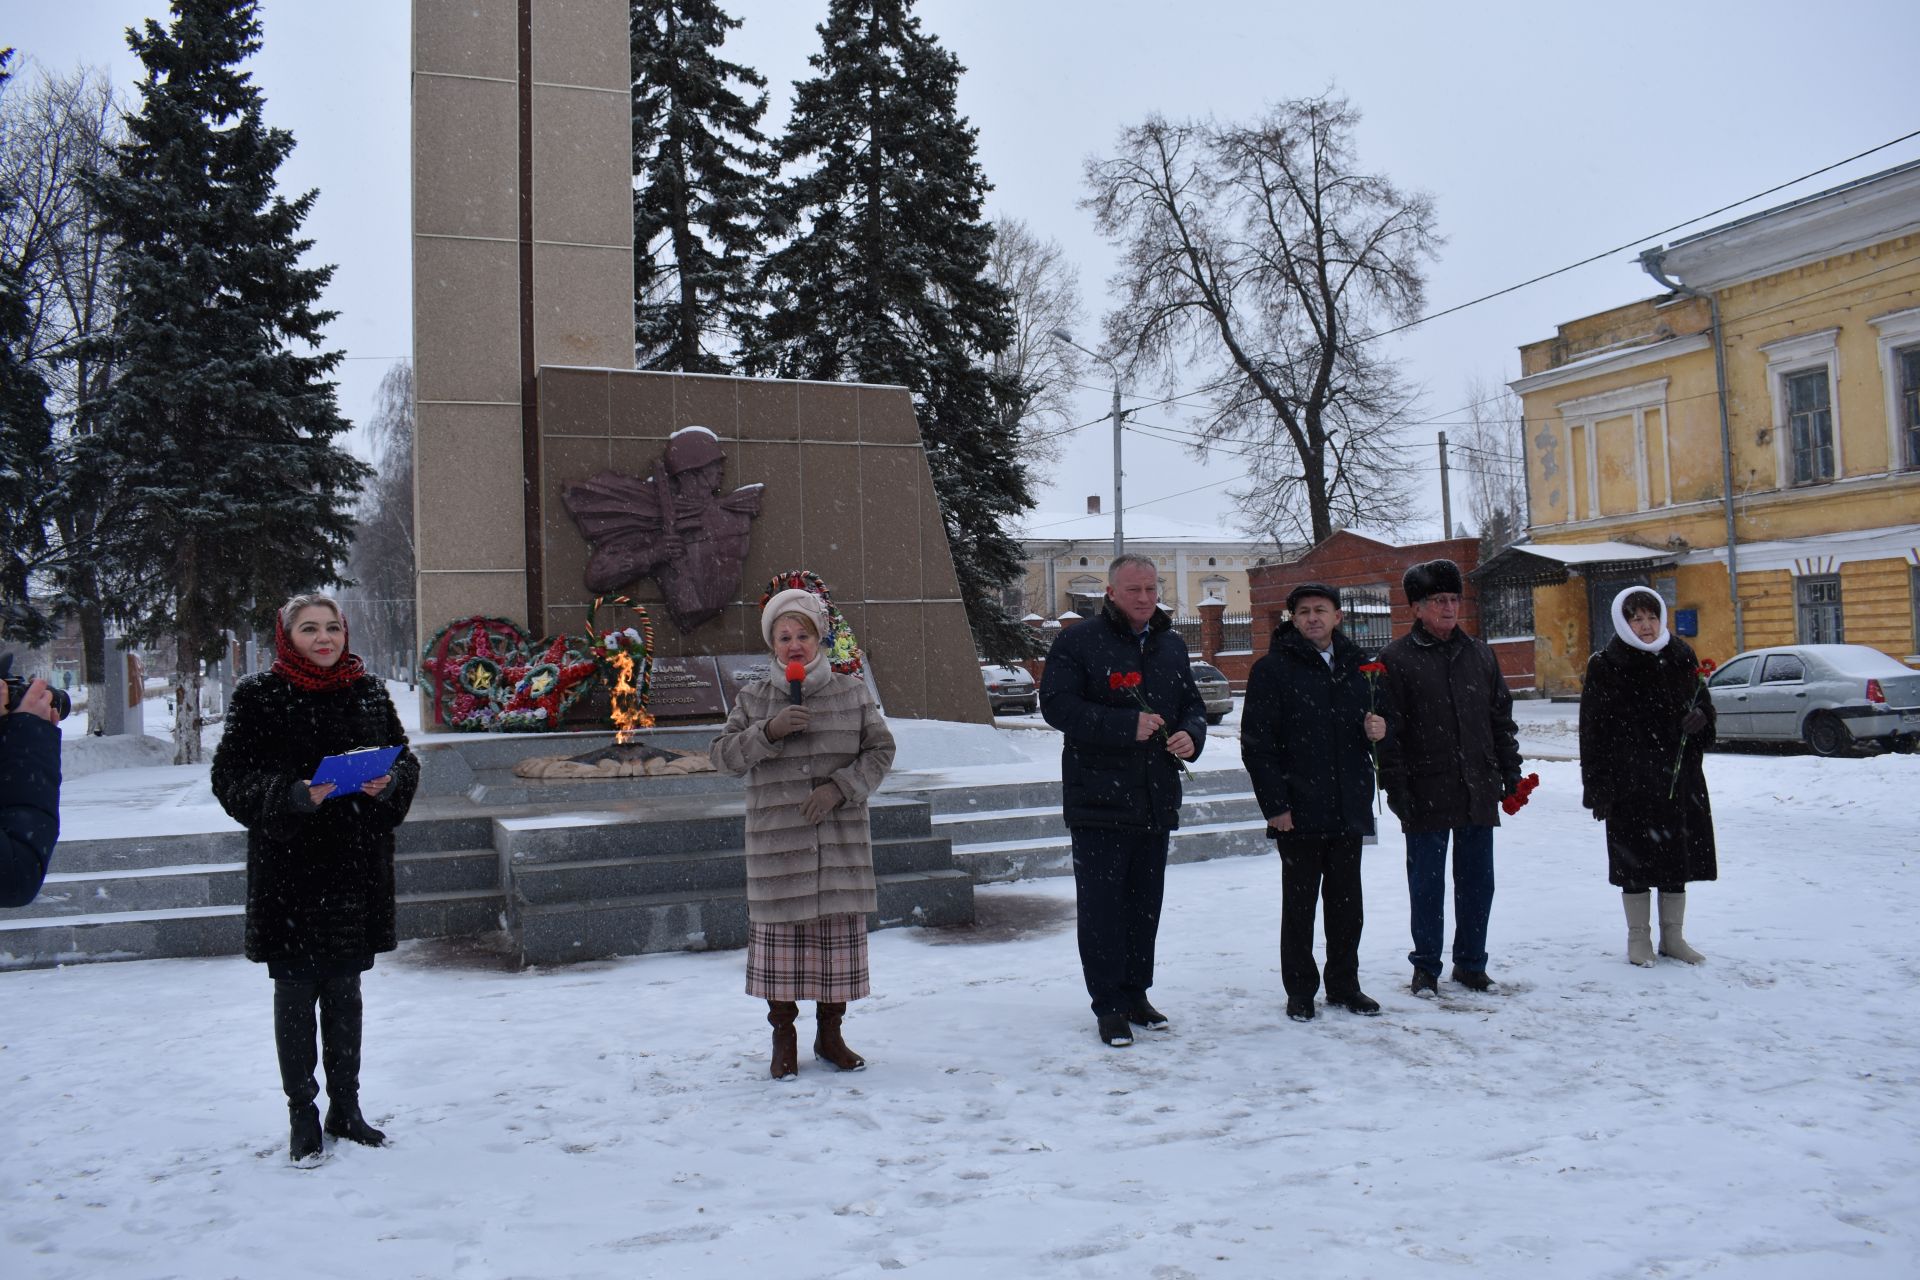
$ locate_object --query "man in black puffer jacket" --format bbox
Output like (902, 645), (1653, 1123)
(1374, 559), (1522, 998)
(1241, 584), (1387, 1023)
(1040, 555), (1205, 1049)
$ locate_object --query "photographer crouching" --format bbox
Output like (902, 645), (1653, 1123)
(1, 652), (67, 907)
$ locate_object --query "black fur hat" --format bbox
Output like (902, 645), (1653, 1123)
(1285, 582), (1341, 612)
(1402, 558), (1464, 604)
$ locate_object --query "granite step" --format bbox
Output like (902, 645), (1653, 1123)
(510, 869), (974, 966)
(0, 887), (507, 971)
(14, 849), (499, 920)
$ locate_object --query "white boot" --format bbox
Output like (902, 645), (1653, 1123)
(1623, 892), (1655, 966)
(1657, 891), (1704, 964)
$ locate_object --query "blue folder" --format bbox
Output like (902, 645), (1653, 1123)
(311, 745), (404, 797)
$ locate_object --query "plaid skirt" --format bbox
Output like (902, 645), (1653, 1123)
(745, 912), (870, 1002)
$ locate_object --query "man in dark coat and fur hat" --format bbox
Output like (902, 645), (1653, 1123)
(1375, 559), (1522, 998)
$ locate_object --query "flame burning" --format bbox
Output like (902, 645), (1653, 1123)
(608, 650), (654, 743)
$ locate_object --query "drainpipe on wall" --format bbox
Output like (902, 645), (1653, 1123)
(1638, 248), (1745, 652)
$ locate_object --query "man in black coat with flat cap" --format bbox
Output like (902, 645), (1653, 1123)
(1040, 554), (1206, 1049)
(1242, 584), (1387, 1022)
(1375, 559), (1523, 997)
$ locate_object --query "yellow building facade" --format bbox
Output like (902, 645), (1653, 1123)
(1495, 161), (1920, 695)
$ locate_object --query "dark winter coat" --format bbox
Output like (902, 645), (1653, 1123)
(211, 673), (420, 967)
(1579, 636), (1718, 887)
(1375, 622), (1522, 832)
(1241, 624), (1377, 842)
(1040, 600), (1207, 830)
(0, 710), (60, 908)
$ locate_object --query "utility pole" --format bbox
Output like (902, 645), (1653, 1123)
(1111, 383), (1125, 558)
(1437, 431), (1453, 539)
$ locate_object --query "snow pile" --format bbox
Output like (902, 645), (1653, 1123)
(58, 731), (176, 778)
(3, 748), (1916, 1277)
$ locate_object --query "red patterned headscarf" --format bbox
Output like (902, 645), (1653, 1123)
(272, 605), (367, 693)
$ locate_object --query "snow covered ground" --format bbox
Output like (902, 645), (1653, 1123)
(6, 703), (1918, 1277)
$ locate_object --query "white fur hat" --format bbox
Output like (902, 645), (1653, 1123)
(761, 588), (826, 648)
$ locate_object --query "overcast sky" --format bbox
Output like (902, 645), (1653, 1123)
(11, 0), (1919, 546)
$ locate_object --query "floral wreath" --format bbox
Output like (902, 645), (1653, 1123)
(418, 615), (599, 731)
(758, 569), (863, 675)
(585, 595), (656, 729)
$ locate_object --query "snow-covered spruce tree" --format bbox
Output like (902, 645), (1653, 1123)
(631, 0), (773, 373)
(81, 1), (368, 763)
(0, 51), (58, 648)
(744, 0), (1034, 660)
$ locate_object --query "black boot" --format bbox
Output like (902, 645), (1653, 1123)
(274, 979), (325, 1163)
(318, 974), (386, 1147)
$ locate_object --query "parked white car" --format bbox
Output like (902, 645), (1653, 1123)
(1706, 643), (1920, 756)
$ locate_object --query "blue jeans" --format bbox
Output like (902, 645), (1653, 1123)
(1405, 825), (1495, 976)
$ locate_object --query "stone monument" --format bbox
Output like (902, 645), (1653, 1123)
(411, 0), (989, 724)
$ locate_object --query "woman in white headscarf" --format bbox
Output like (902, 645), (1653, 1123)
(1578, 587), (1717, 967)
(708, 588), (895, 1080)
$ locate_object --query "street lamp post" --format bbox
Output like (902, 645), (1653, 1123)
(1049, 329), (1124, 559)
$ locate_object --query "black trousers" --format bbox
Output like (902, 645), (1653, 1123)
(274, 972), (367, 1112)
(1278, 834), (1364, 1002)
(1070, 825), (1170, 1017)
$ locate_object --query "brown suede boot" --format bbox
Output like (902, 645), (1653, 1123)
(766, 1000), (799, 1080)
(813, 1001), (866, 1071)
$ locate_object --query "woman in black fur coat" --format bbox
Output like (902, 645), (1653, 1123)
(211, 594), (419, 1163)
(1579, 587), (1716, 969)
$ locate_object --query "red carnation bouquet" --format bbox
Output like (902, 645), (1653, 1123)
(1501, 773), (1541, 817)
(1109, 671), (1191, 775)
(1669, 659), (1717, 798)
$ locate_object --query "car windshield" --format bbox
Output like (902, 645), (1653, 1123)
(1191, 664), (1224, 681)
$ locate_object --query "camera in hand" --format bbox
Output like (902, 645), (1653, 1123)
(0, 653), (71, 722)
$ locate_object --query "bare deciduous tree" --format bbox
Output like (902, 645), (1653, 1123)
(1084, 93), (1440, 544)
(342, 361), (416, 682)
(984, 216), (1084, 469)
(1458, 374), (1527, 556)
(0, 60), (123, 731)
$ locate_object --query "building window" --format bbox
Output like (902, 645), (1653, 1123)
(1000, 583), (1024, 613)
(1899, 346), (1920, 470)
(1785, 368), (1835, 484)
(1871, 307), (1920, 472)
(1795, 574), (1843, 644)
(1200, 574), (1228, 601)
(1762, 327), (1841, 488)
(1481, 581), (1535, 640)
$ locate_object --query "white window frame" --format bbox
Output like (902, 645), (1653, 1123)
(1555, 378), (1670, 520)
(1760, 327), (1842, 487)
(1870, 306), (1920, 473)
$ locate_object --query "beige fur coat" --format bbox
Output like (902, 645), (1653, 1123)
(707, 667), (895, 925)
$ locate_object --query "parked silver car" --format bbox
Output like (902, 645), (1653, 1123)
(980, 663), (1038, 715)
(1705, 643), (1920, 756)
(1190, 660), (1234, 725)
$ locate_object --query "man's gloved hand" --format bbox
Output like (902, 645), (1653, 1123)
(1590, 801), (1610, 822)
(1502, 774), (1523, 799)
(1680, 706), (1708, 736)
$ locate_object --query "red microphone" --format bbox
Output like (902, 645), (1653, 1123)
(785, 660), (807, 705)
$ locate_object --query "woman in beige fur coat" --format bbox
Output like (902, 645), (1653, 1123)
(708, 588), (896, 1080)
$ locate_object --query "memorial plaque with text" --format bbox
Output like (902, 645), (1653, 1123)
(644, 655), (728, 720)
